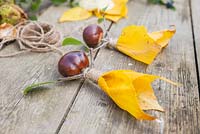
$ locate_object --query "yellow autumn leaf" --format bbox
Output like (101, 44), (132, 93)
(114, 0), (129, 3)
(104, 14), (124, 22)
(116, 25), (161, 64)
(94, 0), (128, 22)
(148, 27), (176, 48)
(104, 4), (128, 22)
(59, 0), (128, 23)
(116, 25), (175, 64)
(98, 70), (156, 120)
(129, 72), (164, 111)
(59, 7), (92, 22)
(98, 70), (178, 120)
(94, 10), (126, 22)
(104, 0), (128, 16)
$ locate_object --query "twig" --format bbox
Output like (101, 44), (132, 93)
(57, 73), (84, 81)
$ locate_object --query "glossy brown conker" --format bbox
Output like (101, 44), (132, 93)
(58, 51), (89, 77)
(83, 24), (103, 48)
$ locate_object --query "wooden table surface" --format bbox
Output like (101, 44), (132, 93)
(0, 0), (200, 134)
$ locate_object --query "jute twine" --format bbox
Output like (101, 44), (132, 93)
(84, 68), (102, 83)
(107, 38), (117, 49)
(0, 21), (63, 58)
(57, 68), (102, 84)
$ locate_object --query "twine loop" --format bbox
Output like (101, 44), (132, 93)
(0, 21), (63, 58)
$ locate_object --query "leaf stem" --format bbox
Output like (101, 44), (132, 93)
(23, 73), (85, 95)
(23, 81), (56, 95)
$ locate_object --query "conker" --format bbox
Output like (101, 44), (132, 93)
(58, 51), (89, 77)
(83, 24), (103, 48)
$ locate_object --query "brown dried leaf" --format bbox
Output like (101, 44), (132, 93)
(0, 23), (16, 39)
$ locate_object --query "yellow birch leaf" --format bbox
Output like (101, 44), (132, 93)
(94, 0), (128, 22)
(128, 71), (179, 110)
(98, 70), (156, 120)
(112, 0), (129, 5)
(59, 7), (92, 22)
(94, 10), (121, 22)
(59, 0), (128, 23)
(148, 27), (176, 48)
(127, 72), (164, 111)
(104, 15), (122, 22)
(104, 5), (128, 22)
(105, 0), (128, 16)
(116, 25), (161, 64)
(98, 70), (178, 120)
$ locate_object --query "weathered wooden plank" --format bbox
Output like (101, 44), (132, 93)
(59, 0), (200, 133)
(0, 5), (110, 134)
(191, 0), (200, 92)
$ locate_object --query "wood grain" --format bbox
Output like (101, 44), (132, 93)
(191, 0), (200, 93)
(0, 5), (110, 134)
(59, 0), (200, 134)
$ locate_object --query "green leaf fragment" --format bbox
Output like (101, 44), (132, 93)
(169, 6), (176, 10)
(148, 0), (164, 4)
(29, 15), (38, 20)
(51, 0), (67, 6)
(147, 0), (175, 10)
(30, 0), (42, 11)
(83, 46), (89, 52)
(98, 18), (104, 23)
(23, 81), (55, 95)
(62, 37), (83, 46)
(70, 2), (79, 7)
(102, 6), (108, 12)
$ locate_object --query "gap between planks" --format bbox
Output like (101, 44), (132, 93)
(56, 0), (200, 133)
(188, 0), (200, 99)
(54, 22), (114, 134)
(55, 79), (85, 134)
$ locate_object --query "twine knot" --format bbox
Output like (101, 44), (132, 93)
(107, 38), (117, 49)
(84, 68), (102, 83)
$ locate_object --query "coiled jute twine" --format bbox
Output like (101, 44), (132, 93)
(0, 21), (63, 58)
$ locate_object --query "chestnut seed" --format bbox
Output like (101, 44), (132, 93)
(83, 24), (103, 48)
(58, 51), (89, 77)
